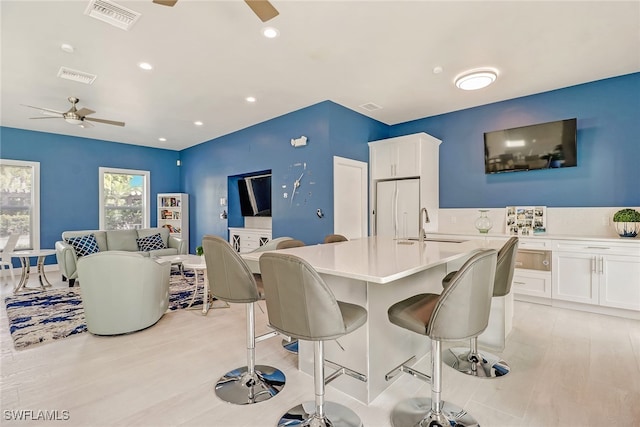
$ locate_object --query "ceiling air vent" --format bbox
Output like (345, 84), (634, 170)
(84, 0), (141, 31)
(359, 102), (383, 112)
(57, 67), (97, 85)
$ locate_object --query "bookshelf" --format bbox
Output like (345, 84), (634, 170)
(157, 193), (189, 249)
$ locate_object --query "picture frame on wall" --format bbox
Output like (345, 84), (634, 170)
(506, 206), (546, 235)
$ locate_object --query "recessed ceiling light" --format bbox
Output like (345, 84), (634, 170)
(262, 27), (279, 39)
(60, 43), (75, 53)
(246, 96), (256, 103)
(433, 66), (443, 74)
(194, 121), (203, 126)
(158, 137), (167, 142)
(138, 62), (153, 71)
(455, 68), (498, 90)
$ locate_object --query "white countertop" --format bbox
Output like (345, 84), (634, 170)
(429, 231), (640, 245)
(242, 236), (505, 284)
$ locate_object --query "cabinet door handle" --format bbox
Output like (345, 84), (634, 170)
(514, 281), (526, 285)
(586, 246), (610, 250)
(599, 256), (604, 275)
(591, 256), (596, 273)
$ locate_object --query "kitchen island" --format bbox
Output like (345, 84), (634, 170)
(242, 235), (507, 404)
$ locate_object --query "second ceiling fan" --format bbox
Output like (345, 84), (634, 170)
(153, 0), (279, 22)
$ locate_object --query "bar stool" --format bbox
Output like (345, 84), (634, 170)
(202, 235), (286, 405)
(259, 252), (368, 427)
(323, 234), (348, 243)
(442, 237), (519, 378)
(386, 249), (497, 427)
(273, 238), (305, 354)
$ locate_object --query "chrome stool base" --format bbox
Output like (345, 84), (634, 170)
(390, 397), (479, 427)
(282, 338), (299, 354)
(443, 346), (510, 378)
(278, 401), (362, 427)
(215, 365), (285, 405)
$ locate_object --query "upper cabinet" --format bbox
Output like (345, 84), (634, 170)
(370, 135), (422, 180)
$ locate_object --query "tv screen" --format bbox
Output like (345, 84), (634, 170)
(484, 118), (577, 174)
(238, 174), (272, 217)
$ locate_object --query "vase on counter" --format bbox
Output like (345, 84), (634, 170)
(475, 210), (493, 234)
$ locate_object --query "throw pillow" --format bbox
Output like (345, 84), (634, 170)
(66, 234), (100, 258)
(136, 233), (166, 251)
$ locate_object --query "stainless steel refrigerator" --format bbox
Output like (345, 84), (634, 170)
(375, 178), (420, 238)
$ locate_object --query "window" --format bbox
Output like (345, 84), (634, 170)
(0, 159), (40, 250)
(99, 167), (150, 230)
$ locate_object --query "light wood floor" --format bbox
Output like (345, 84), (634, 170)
(1, 272), (639, 427)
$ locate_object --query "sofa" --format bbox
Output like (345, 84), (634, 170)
(77, 251), (171, 335)
(56, 227), (187, 287)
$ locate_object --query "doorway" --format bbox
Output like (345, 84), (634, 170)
(333, 156), (368, 239)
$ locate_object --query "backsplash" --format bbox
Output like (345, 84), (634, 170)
(438, 207), (640, 238)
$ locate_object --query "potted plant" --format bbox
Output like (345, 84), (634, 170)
(613, 208), (640, 238)
(196, 246), (204, 256)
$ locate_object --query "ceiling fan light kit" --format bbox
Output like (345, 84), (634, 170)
(24, 96), (125, 128)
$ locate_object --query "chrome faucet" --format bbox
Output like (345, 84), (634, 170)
(419, 208), (430, 242)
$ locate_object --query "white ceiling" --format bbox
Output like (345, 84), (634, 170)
(1, 1), (639, 151)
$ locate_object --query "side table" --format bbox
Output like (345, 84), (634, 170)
(8, 249), (56, 293)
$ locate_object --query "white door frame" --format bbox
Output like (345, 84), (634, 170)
(333, 156), (368, 239)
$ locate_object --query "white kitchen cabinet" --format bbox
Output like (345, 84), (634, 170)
(599, 254), (640, 310)
(228, 227), (272, 253)
(158, 193), (189, 249)
(552, 240), (640, 311)
(370, 135), (421, 180)
(369, 133), (441, 234)
(512, 269), (552, 299)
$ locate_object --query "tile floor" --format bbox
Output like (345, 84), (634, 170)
(1, 271), (639, 426)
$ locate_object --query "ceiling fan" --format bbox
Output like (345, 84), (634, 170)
(23, 97), (125, 128)
(153, 0), (279, 22)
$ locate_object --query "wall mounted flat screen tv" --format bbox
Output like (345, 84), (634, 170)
(238, 173), (272, 217)
(484, 118), (577, 174)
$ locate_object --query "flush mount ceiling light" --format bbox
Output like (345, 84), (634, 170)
(455, 69), (498, 90)
(60, 43), (75, 53)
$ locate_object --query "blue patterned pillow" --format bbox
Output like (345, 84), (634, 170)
(136, 233), (166, 251)
(66, 234), (100, 258)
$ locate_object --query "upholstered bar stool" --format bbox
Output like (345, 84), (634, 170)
(442, 237), (519, 378)
(323, 234), (348, 243)
(386, 249), (497, 427)
(259, 252), (368, 427)
(202, 235), (286, 405)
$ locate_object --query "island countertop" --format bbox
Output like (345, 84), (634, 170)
(242, 235), (506, 284)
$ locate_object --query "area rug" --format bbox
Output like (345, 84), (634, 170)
(4, 271), (204, 350)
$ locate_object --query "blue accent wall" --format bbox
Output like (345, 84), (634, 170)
(0, 127), (180, 261)
(2, 74), (637, 261)
(181, 101), (387, 250)
(388, 72), (640, 207)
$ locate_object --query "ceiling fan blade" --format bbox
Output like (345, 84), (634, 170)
(84, 117), (125, 127)
(153, 0), (178, 6)
(244, 0), (279, 22)
(29, 116), (62, 120)
(76, 107), (96, 117)
(21, 104), (65, 115)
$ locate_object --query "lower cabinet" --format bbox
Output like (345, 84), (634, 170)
(228, 228), (272, 253)
(512, 268), (552, 299)
(552, 241), (640, 311)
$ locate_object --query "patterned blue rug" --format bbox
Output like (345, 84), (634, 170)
(4, 271), (204, 350)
